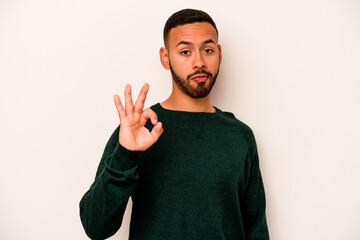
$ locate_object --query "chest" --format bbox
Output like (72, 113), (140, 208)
(137, 121), (250, 196)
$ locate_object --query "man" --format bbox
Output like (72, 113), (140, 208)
(80, 8), (269, 240)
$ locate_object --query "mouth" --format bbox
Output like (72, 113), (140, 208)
(191, 74), (208, 83)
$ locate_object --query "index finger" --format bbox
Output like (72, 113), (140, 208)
(134, 83), (150, 112)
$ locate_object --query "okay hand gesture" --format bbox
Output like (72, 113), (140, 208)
(114, 83), (163, 151)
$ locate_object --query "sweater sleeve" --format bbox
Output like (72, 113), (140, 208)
(240, 133), (270, 240)
(79, 125), (145, 240)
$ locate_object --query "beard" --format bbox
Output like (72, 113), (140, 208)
(169, 61), (220, 99)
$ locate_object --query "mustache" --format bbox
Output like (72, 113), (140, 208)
(187, 69), (213, 80)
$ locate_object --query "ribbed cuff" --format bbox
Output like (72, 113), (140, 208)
(108, 142), (144, 171)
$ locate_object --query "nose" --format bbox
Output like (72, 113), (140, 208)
(193, 51), (205, 69)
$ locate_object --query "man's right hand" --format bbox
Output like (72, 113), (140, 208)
(114, 83), (163, 151)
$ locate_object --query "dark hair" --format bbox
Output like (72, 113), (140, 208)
(163, 9), (218, 47)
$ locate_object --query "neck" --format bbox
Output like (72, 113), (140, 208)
(161, 86), (215, 113)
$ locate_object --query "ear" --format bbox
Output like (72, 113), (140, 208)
(160, 47), (170, 70)
(218, 44), (222, 65)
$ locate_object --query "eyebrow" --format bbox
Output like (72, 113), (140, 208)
(176, 39), (216, 47)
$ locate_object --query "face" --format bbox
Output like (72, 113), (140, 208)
(160, 22), (222, 98)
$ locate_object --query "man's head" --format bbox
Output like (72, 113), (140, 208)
(160, 9), (222, 99)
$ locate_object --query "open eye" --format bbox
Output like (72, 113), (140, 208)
(204, 48), (214, 54)
(181, 50), (190, 55)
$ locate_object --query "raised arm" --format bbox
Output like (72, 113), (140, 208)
(79, 83), (163, 239)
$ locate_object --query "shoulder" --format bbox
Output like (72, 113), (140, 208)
(149, 102), (160, 113)
(220, 110), (254, 135)
(218, 109), (257, 148)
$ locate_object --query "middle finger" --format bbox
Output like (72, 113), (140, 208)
(134, 83), (149, 112)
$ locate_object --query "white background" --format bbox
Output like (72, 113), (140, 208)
(1, 0), (359, 239)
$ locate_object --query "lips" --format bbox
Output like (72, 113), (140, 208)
(191, 74), (208, 82)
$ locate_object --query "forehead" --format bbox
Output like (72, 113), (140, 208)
(167, 22), (218, 47)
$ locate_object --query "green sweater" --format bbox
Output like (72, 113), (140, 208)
(79, 102), (269, 240)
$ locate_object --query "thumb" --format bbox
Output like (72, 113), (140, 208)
(150, 122), (163, 140)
